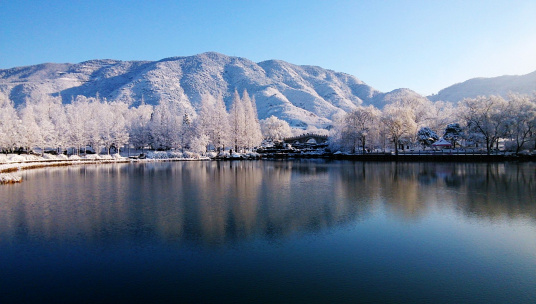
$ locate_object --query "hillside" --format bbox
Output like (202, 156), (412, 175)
(428, 70), (536, 103)
(0, 52), (407, 128)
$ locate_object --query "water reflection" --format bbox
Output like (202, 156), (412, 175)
(0, 161), (534, 245)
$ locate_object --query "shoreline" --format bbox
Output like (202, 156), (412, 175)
(330, 153), (536, 162)
(2, 152), (535, 185)
(0, 154), (209, 184)
(259, 151), (536, 162)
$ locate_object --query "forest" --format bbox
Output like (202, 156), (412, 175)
(1, 89), (535, 156)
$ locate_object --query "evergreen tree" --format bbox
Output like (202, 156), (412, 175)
(443, 123), (464, 148)
(417, 127), (439, 149)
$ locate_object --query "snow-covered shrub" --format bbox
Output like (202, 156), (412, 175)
(42, 153), (57, 160)
(8, 155), (30, 162)
(206, 152), (218, 159)
(145, 151), (185, 159)
(56, 154), (68, 160)
(84, 154), (102, 160)
(112, 153), (124, 159)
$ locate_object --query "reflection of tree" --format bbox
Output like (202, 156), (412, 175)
(339, 162), (536, 222)
(380, 162), (429, 219)
(414, 162), (536, 221)
(0, 161), (534, 246)
(0, 161), (369, 245)
(458, 163), (536, 220)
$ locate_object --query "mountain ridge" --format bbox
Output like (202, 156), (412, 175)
(1, 52), (390, 128)
(428, 70), (536, 102)
(2, 52), (535, 128)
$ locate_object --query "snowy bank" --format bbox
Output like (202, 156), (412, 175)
(210, 151), (262, 160)
(0, 173), (22, 184)
(0, 150), (265, 184)
(0, 152), (211, 184)
(143, 151), (209, 160)
(0, 151), (208, 167)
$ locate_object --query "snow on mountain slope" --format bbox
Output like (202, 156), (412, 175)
(0, 52), (390, 128)
(370, 88), (429, 108)
(428, 70), (536, 103)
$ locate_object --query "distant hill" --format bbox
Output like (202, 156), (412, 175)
(428, 70), (536, 102)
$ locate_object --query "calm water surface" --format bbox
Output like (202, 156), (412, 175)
(1, 160), (535, 303)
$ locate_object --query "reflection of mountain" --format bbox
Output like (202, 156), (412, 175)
(0, 161), (534, 245)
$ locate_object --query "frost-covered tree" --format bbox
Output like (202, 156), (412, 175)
(397, 96), (434, 129)
(333, 106), (380, 153)
(65, 98), (90, 155)
(189, 131), (210, 155)
(18, 103), (43, 153)
(241, 90), (263, 150)
(29, 97), (65, 153)
(80, 97), (104, 153)
(126, 102), (153, 151)
(428, 101), (456, 135)
(106, 101), (130, 153)
(0, 94), (21, 153)
(504, 94), (536, 153)
(329, 113), (348, 153)
(260, 115), (292, 141)
(48, 98), (69, 153)
(229, 90), (246, 151)
(228, 89), (263, 151)
(417, 127), (439, 149)
(381, 103), (417, 155)
(459, 96), (509, 154)
(149, 99), (183, 150)
(178, 113), (195, 152)
(197, 94), (230, 151)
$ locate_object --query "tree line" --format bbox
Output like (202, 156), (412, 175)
(0, 89), (277, 155)
(1, 90), (534, 156)
(329, 94), (536, 155)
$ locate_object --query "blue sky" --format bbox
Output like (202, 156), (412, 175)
(1, 0), (535, 95)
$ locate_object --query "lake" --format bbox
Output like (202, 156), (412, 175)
(1, 160), (535, 303)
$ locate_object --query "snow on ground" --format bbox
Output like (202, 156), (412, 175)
(0, 172), (22, 184)
(0, 151), (210, 179)
(0, 150), (264, 184)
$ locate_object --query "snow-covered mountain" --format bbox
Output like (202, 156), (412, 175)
(0, 52), (400, 128)
(428, 70), (536, 103)
(8, 52), (532, 128)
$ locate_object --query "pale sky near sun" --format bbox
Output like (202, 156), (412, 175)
(1, 0), (535, 96)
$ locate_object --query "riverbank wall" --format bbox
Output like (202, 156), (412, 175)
(260, 152), (536, 162)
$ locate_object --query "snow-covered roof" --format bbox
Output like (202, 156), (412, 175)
(432, 138), (452, 146)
